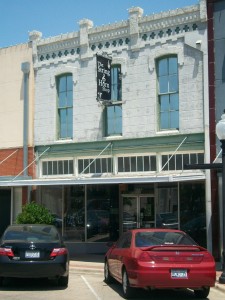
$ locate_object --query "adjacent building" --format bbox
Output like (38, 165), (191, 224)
(207, 0), (225, 261)
(0, 43), (35, 235)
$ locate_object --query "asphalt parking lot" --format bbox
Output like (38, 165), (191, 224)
(0, 257), (224, 300)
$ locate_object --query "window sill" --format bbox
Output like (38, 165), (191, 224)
(156, 129), (179, 135)
(103, 135), (123, 141)
(55, 139), (73, 144)
(98, 100), (126, 106)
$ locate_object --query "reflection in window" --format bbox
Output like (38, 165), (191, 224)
(157, 56), (179, 130)
(180, 182), (206, 247)
(57, 74), (73, 139)
(38, 185), (119, 243)
(86, 185), (119, 242)
(156, 186), (178, 231)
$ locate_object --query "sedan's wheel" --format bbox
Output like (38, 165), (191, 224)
(194, 287), (210, 298)
(122, 269), (133, 299)
(58, 275), (69, 287)
(0, 277), (3, 287)
(104, 261), (113, 283)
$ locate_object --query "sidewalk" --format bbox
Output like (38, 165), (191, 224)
(215, 270), (225, 292)
(70, 254), (104, 274)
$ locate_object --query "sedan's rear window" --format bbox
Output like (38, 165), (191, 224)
(135, 231), (197, 247)
(3, 225), (60, 242)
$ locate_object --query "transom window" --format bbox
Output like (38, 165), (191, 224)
(157, 56), (179, 130)
(42, 160), (74, 176)
(118, 155), (157, 173)
(78, 158), (112, 174)
(41, 153), (204, 177)
(57, 74), (73, 139)
(161, 153), (204, 171)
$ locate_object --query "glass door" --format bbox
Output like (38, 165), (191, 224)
(122, 195), (155, 232)
(122, 196), (138, 232)
(140, 196), (155, 228)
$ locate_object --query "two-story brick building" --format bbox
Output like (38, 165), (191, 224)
(21, 1), (209, 254)
(1, 0), (214, 256)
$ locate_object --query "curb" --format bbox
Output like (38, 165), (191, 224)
(69, 261), (104, 274)
(214, 274), (225, 293)
(214, 283), (225, 293)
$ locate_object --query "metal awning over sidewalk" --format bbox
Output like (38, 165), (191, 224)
(0, 172), (205, 187)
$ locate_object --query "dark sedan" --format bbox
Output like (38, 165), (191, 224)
(0, 224), (69, 287)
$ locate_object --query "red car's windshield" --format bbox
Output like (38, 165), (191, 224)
(135, 231), (197, 247)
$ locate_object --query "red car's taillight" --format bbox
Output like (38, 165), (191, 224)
(138, 252), (153, 262)
(0, 247), (14, 257)
(50, 248), (68, 257)
(202, 252), (215, 262)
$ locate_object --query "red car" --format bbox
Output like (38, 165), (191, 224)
(104, 229), (216, 299)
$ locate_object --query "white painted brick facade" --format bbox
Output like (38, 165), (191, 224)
(32, 1), (208, 146)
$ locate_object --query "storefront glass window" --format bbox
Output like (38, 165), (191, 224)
(38, 184), (119, 242)
(156, 184), (179, 229)
(86, 185), (119, 242)
(180, 182), (206, 247)
(65, 186), (85, 242)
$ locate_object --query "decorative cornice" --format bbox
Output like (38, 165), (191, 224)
(33, 3), (205, 67)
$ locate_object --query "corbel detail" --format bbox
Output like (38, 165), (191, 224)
(50, 66), (79, 88)
(148, 44), (184, 72)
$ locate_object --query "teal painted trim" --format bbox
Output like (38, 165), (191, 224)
(35, 133), (204, 158)
(0, 175), (32, 182)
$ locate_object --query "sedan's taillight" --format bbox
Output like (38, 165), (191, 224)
(201, 252), (215, 262)
(138, 252), (153, 262)
(0, 247), (14, 257)
(50, 248), (68, 257)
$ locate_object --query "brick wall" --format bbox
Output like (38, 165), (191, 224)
(0, 147), (35, 177)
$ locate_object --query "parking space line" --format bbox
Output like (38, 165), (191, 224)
(81, 275), (102, 300)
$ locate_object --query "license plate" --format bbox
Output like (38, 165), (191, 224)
(171, 269), (188, 279)
(25, 251), (40, 258)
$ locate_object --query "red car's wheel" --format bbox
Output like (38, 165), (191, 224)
(194, 287), (210, 298)
(104, 260), (113, 283)
(122, 269), (133, 299)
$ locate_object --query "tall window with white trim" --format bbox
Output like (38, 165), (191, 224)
(105, 65), (122, 136)
(57, 73), (73, 139)
(157, 56), (179, 130)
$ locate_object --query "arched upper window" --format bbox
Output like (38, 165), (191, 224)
(157, 56), (179, 130)
(56, 73), (73, 139)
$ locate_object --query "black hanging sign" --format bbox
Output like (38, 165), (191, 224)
(96, 54), (112, 101)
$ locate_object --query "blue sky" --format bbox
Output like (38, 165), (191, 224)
(0, 0), (199, 48)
